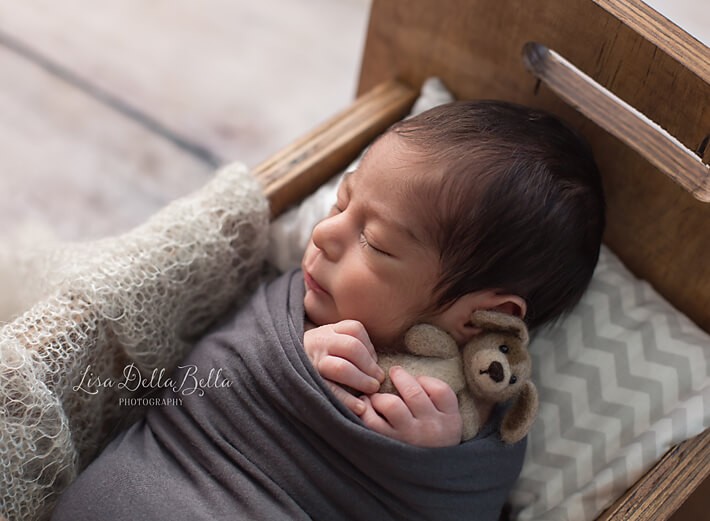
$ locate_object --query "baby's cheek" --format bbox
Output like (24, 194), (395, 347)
(335, 272), (381, 316)
(345, 282), (407, 336)
(337, 272), (375, 309)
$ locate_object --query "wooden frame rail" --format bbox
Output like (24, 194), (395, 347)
(253, 80), (417, 218)
(598, 428), (710, 520)
(523, 42), (710, 203)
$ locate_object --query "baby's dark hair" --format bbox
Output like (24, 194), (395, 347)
(391, 100), (606, 330)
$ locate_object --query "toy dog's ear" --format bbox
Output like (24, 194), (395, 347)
(470, 310), (529, 345)
(500, 381), (539, 444)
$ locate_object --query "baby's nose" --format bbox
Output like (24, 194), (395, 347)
(311, 216), (344, 260)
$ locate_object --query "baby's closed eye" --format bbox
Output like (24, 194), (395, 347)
(359, 232), (391, 257)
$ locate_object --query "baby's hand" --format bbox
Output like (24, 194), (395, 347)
(360, 366), (463, 447)
(303, 320), (385, 415)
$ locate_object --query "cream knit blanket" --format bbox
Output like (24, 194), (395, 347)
(0, 163), (269, 521)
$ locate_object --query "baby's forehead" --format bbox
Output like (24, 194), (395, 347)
(353, 133), (440, 189)
(343, 159), (438, 209)
(361, 131), (421, 168)
(344, 153), (442, 248)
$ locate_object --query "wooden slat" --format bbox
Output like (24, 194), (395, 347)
(597, 429), (710, 521)
(523, 42), (710, 202)
(254, 80), (418, 217)
(0, 0), (368, 167)
(0, 44), (210, 242)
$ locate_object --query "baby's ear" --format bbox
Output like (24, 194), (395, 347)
(500, 381), (539, 444)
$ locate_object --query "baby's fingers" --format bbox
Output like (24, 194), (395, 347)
(358, 395), (397, 436)
(389, 366), (437, 418)
(318, 356), (380, 394)
(333, 320), (377, 360)
(416, 376), (459, 415)
(328, 335), (385, 384)
(325, 380), (366, 416)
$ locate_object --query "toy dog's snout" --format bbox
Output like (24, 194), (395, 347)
(481, 360), (504, 383)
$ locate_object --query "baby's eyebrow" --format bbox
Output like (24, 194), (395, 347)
(346, 172), (424, 247)
(380, 213), (425, 246)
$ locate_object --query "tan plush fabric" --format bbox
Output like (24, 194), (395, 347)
(0, 163), (269, 521)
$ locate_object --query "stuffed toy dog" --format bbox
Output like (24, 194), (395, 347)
(378, 310), (538, 443)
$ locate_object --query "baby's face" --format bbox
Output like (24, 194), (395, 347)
(301, 133), (441, 349)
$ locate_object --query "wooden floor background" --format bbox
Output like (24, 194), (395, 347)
(0, 0), (707, 246)
(0, 0), (369, 242)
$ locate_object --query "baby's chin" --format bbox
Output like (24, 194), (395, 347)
(302, 294), (335, 328)
(302, 304), (321, 327)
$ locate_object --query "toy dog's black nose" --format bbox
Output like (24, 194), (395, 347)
(487, 361), (504, 383)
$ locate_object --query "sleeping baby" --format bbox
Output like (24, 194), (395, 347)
(51, 100), (605, 521)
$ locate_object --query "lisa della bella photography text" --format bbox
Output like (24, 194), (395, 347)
(72, 362), (232, 406)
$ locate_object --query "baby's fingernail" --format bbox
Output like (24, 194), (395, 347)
(376, 367), (385, 381)
(354, 399), (366, 415)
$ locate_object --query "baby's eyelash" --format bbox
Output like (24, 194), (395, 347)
(360, 232), (390, 257)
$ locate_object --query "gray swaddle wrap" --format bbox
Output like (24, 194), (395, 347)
(51, 269), (525, 521)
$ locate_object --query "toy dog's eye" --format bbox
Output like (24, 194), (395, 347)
(499, 345), (509, 354)
(509, 375), (518, 385)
